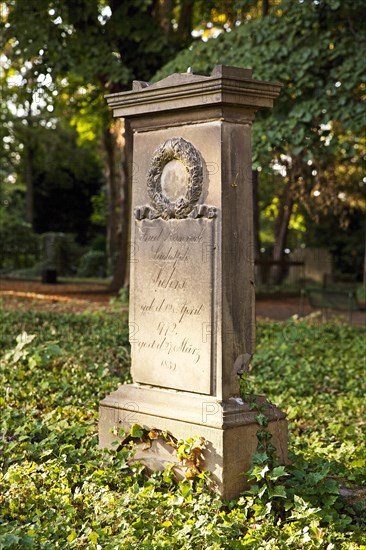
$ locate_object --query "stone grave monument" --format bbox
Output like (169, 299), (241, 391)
(99, 65), (287, 499)
(41, 232), (64, 284)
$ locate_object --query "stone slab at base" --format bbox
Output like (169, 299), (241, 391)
(99, 384), (288, 500)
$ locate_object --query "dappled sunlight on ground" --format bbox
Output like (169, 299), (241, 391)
(0, 279), (121, 314)
(0, 278), (364, 325)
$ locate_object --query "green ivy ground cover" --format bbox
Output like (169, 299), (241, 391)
(0, 305), (365, 549)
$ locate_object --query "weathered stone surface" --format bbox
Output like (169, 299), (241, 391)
(100, 384), (286, 430)
(99, 399), (288, 500)
(161, 160), (188, 200)
(105, 65), (281, 120)
(131, 218), (215, 394)
(128, 121), (254, 400)
(100, 66), (287, 499)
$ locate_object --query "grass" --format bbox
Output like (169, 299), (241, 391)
(0, 302), (365, 548)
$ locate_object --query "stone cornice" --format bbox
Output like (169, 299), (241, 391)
(105, 65), (282, 119)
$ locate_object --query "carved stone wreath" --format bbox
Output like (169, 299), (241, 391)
(134, 137), (216, 220)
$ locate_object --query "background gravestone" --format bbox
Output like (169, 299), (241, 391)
(41, 232), (65, 284)
(99, 66), (288, 499)
(288, 247), (332, 285)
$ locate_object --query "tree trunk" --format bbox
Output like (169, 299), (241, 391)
(103, 120), (130, 292)
(252, 169), (263, 284)
(177, 0), (194, 44)
(24, 112), (35, 227)
(123, 120), (133, 289)
(262, 0), (270, 17)
(159, 0), (174, 37)
(24, 142), (34, 226)
(103, 127), (117, 279)
(363, 219), (366, 289)
(270, 180), (294, 285)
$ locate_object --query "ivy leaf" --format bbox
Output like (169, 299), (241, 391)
(251, 452), (269, 465)
(268, 466), (288, 481)
(268, 485), (287, 499)
(67, 531), (77, 542)
(16, 331), (36, 348)
(130, 424), (144, 438)
(179, 480), (192, 499)
(169, 494), (185, 506)
(162, 520), (172, 528)
(255, 413), (269, 427)
(88, 532), (99, 544)
(250, 464), (270, 481)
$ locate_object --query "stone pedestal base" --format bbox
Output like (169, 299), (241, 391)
(99, 384), (288, 499)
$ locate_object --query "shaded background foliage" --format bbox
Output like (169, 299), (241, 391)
(1, 0), (365, 284)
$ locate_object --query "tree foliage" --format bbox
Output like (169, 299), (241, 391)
(158, 0), (365, 165)
(2, 0), (229, 286)
(2, 0), (365, 284)
(156, 0), (366, 278)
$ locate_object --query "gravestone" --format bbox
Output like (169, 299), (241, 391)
(41, 232), (64, 284)
(288, 247), (332, 284)
(99, 66), (287, 499)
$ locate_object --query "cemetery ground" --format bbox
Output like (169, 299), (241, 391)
(0, 282), (365, 548)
